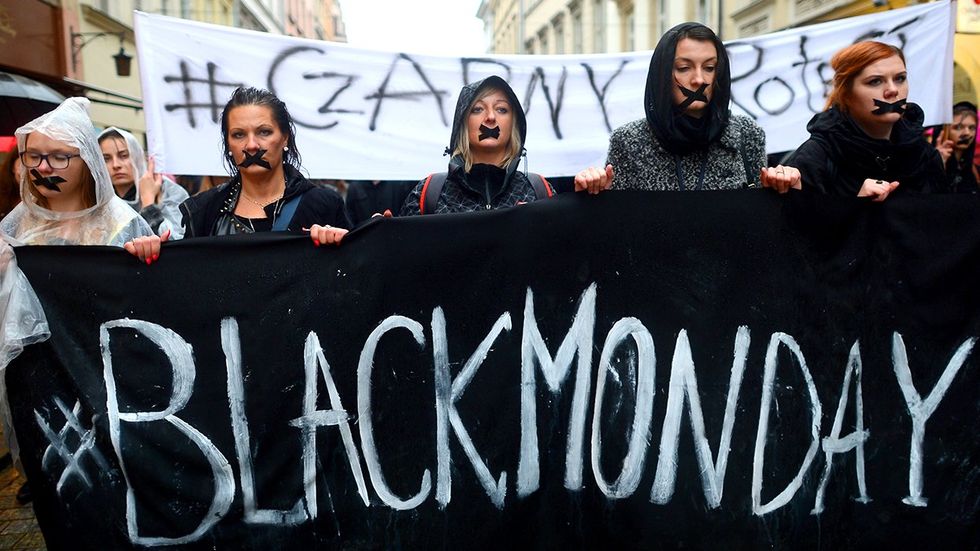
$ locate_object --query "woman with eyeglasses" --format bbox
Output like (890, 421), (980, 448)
(0, 97), (152, 246)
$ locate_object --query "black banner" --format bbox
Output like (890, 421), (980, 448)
(7, 191), (980, 549)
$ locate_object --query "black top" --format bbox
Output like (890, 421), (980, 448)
(785, 103), (944, 196)
(345, 180), (416, 227)
(179, 164), (350, 238)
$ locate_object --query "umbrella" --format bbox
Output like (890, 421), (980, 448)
(0, 71), (66, 135)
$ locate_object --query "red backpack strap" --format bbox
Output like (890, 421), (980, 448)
(528, 172), (554, 199)
(420, 172), (448, 215)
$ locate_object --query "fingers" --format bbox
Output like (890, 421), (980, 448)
(760, 165), (799, 193)
(146, 156), (155, 174)
(126, 236), (162, 264)
(574, 165), (613, 195)
(160, 229), (171, 243)
(309, 224), (348, 247)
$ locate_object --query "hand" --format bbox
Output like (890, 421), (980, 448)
(139, 157), (164, 208)
(936, 140), (954, 164)
(574, 164), (614, 195)
(759, 165), (802, 193)
(307, 224), (348, 246)
(370, 209), (394, 218)
(125, 229), (170, 264)
(857, 179), (900, 202)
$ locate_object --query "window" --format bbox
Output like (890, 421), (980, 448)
(625, 8), (635, 51)
(553, 15), (565, 54)
(538, 28), (549, 54)
(593, 0), (606, 53)
(570, 1), (584, 53)
(658, 0), (668, 37)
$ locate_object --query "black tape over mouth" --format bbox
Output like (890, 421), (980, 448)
(956, 136), (973, 146)
(675, 83), (710, 112)
(478, 125), (501, 141)
(30, 169), (65, 192)
(870, 98), (907, 116)
(238, 149), (272, 170)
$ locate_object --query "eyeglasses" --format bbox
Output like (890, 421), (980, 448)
(20, 151), (81, 170)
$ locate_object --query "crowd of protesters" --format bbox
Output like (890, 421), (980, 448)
(0, 21), (976, 507)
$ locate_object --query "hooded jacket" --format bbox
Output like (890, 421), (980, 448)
(785, 103), (944, 195)
(98, 127), (189, 238)
(607, 23), (766, 191)
(179, 163), (350, 237)
(400, 75), (551, 215)
(1, 98), (151, 246)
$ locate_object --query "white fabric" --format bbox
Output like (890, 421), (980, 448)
(135, 1), (953, 178)
(98, 126), (188, 239)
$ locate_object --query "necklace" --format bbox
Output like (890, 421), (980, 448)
(240, 188), (284, 209)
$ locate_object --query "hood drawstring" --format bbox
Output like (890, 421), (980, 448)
(522, 147), (528, 176)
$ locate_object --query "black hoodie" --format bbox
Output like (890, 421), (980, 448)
(785, 103), (944, 196)
(401, 75), (549, 215)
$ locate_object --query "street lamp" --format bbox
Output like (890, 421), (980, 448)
(70, 28), (133, 77)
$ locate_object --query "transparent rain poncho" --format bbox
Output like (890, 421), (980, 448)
(0, 98), (152, 246)
(0, 97), (153, 468)
(98, 126), (188, 239)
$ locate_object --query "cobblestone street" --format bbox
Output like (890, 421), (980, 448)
(0, 466), (44, 550)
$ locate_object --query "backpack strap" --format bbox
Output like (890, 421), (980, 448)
(420, 172), (448, 215)
(527, 172), (554, 199)
(272, 194), (302, 231)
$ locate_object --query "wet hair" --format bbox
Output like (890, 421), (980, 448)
(825, 41), (906, 114)
(219, 87), (301, 175)
(453, 85), (523, 172)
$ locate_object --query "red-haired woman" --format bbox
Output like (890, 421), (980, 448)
(785, 41), (944, 200)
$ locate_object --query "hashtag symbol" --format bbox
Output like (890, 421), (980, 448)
(35, 398), (110, 497)
(163, 60), (245, 128)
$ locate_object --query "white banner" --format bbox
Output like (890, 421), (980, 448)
(135, 2), (953, 179)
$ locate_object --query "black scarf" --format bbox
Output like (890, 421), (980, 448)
(644, 23), (731, 155)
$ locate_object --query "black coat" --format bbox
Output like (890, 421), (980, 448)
(180, 164), (350, 237)
(400, 75), (551, 215)
(785, 104), (944, 196)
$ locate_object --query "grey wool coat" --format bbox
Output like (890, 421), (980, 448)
(607, 115), (767, 191)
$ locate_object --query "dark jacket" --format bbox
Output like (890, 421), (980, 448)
(400, 75), (551, 215)
(785, 103), (944, 196)
(180, 163), (350, 237)
(346, 180), (416, 226)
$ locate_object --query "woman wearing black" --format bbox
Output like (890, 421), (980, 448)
(400, 75), (553, 215)
(784, 41), (944, 200)
(574, 22), (800, 194)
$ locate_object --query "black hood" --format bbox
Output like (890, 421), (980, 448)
(644, 22), (731, 155)
(447, 75), (526, 157)
(805, 102), (938, 187)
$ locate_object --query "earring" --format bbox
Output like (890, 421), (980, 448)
(283, 146), (289, 152)
(226, 151), (233, 157)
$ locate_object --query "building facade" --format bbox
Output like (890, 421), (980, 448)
(0, 0), (348, 147)
(477, 0), (976, 108)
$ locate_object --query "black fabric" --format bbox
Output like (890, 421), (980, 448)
(8, 192), (980, 549)
(345, 180), (416, 226)
(786, 104), (945, 196)
(940, 154), (980, 194)
(179, 163), (350, 237)
(644, 22), (731, 155)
